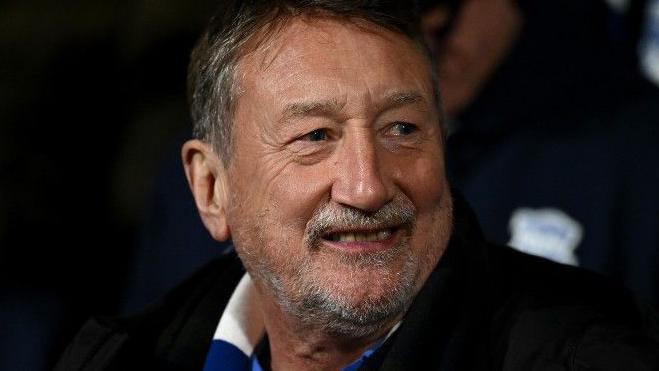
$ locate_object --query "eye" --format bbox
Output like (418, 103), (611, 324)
(389, 122), (418, 136)
(301, 129), (328, 142)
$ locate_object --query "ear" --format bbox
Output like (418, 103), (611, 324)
(181, 139), (231, 241)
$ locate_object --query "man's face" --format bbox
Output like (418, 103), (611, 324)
(225, 17), (452, 336)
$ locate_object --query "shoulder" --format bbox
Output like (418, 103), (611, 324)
(55, 251), (245, 371)
(486, 245), (659, 370)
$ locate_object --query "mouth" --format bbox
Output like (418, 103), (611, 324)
(323, 227), (396, 242)
(319, 226), (403, 254)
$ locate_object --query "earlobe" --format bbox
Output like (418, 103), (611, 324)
(181, 140), (231, 241)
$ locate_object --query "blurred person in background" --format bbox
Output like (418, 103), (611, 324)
(421, 0), (659, 306)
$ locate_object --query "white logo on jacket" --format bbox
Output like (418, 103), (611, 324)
(508, 208), (583, 266)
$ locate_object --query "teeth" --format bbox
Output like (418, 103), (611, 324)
(329, 229), (392, 242)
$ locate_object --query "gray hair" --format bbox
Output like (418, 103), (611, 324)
(187, 0), (441, 165)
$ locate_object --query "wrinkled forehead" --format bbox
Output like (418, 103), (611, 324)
(237, 15), (431, 78)
(232, 15), (436, 109)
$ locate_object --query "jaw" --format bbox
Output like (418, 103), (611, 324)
(270, 236), (419, 336)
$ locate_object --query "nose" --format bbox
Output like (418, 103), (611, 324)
(330, 131), (393, 213)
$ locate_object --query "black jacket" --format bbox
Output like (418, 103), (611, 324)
(56, 198), (659, 370)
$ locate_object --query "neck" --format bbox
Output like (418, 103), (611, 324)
(258, 290), (399, 370)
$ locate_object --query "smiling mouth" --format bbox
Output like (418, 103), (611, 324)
(323, 228), (396, 242)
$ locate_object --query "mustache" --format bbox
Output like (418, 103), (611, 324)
(304, 195), (417, 247)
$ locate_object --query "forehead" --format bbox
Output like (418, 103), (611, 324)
(234, 16), (435, 111)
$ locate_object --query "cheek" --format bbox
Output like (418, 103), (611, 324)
(395, 150), (448, 209)
(234, 164), (332, 273)
(267, 164), (331, 225)
(399, 153), (452, 274)
(230, 157), (332, 242)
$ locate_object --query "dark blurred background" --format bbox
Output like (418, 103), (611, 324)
(0, 1), (221, 368)
(1, 0), (658, 370)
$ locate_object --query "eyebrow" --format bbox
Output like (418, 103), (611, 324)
(281, 98), (346, 122)
(280, 91), (427, 123)
(383, 91), (426, 109)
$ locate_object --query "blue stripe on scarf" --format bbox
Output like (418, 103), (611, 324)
(202, 340), (250, 371)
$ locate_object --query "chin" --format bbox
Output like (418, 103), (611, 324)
(272, 247), (422, 337)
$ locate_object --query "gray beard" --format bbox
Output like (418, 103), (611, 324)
(242, 196), (421, 338)
(232, 196), (427, 339)
(255, 238), (419, 338)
